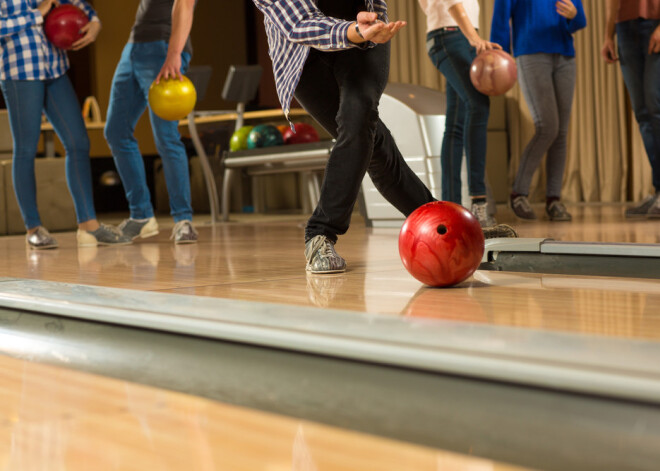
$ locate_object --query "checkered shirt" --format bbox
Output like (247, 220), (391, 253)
(251, 0), (388, 117)
(0, 0), (98, 80)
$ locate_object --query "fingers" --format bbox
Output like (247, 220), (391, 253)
(601, 44), (617, 63)
(356, 11), (378, 24)
(363, 20), (406, 43)
(649, 40), (660, 55)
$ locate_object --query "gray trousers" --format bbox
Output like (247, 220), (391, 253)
(513, 53), (576, 198)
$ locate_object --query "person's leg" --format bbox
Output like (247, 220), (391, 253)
(441, 82), (465, 204)
(0, 79), (46, 231)
(617, 19), (660, 216)
(136, 44), (193, 225)
(513, 54), (559, 197)
(641, 19), (660, 215)
(431, 31), (490, 199)
(104, 43), (154, 221)
(297, 45), (404, 242)
(44, 75), (133, 246)
(43, 74), (96, 224)
(543, 55), (576, 222)
(546, 55), (576, 198)
(427, 31), (466, 204)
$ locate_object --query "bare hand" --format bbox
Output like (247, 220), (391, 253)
(354, 12), (406, 44)
(649, 25), (660, 55)
(37, 0), (59, 17)
(155, 53), (183, 83)
(70, 20), (101, 51)
(470, 37), (502, 55)
(556, 0), (577, 20)
(601, 38), (618, 63)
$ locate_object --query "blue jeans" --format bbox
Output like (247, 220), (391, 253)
(427, 29), (490, 203)
(0, 75), (95, 229)
(617, 19), (660, 191)
(104, 41), (193, 222)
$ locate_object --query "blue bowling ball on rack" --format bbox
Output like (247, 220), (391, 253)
(247, 124), (284, 149)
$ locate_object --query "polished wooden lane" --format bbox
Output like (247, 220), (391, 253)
(0, 204), (659, 340)
(0, 353), (530, 471)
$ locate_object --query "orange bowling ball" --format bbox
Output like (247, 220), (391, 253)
(148, 76), (197, 121)
(469, 49), (517, 96)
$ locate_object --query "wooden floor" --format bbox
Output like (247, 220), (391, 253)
(1, 203), (659, 340)
(1, 202), (659, 469)
(0, 354), (527, 471)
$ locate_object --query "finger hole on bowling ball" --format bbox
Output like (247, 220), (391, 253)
(436, 224), (448, 235)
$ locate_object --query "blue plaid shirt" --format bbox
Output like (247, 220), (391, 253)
(0, 0), (98, 80)
(252, 0), (388, 117)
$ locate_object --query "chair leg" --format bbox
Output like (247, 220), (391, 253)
(222, 168), (234, 222)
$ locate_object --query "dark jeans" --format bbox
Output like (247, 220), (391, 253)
(617, 18), (660, 191)
(427, 29), (490, 202)
(295, 44), (434, 243)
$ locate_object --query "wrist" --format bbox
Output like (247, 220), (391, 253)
(347, 22), (365, 44)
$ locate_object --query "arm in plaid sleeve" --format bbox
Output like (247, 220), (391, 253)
(64, 0), (99, 22)
(0, 8), (42, 38)
(252, 0), (357, 50)
(373, 0), (389, 24)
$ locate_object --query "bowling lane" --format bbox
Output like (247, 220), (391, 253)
(2, 307), (659, 471)
(0, 348), (529, 471)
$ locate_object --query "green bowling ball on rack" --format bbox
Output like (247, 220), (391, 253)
(229, 125), (254, 152)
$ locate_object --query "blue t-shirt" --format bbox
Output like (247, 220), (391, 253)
(490, 0), (587, 58)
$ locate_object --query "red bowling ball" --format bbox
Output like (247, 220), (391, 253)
(399, 201), (485, 287)
(44, 4), (89, 50)
(282, 122), (319, 145)
(470, 49), (517, 96)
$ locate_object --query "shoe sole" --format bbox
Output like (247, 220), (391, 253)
(174, 239), (198, 245)
(78, 240), (133, 247)
(306, 268), (347, 274)
(137, 229), (159, 240)
(28, 244), (58, 250)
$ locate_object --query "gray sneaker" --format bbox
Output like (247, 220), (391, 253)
(510, 195), (537, 220)
(648, 194), (660, 218)
(483, 224), (518, 239)
(471, 200), (497, 228)
(77, 224), (133, 247)
(625, 194), (659, 218)
(546, 200), (572, 222)
(26, 226), (58, 250)
(118, 217), (159, 240)
(171, 220), (198, 244)
(305, 235), (346, 274)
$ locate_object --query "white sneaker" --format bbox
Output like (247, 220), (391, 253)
(170, 220), (198, 244)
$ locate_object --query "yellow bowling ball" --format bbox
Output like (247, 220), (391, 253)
(148, 76), (197, 121)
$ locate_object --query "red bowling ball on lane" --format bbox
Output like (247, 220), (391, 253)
(399, 201), (485, 287)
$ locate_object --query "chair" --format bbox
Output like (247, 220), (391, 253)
(186, 65), (263, 224)
(0, 110), (13, 160)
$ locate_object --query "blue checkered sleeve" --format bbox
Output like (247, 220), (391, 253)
(1, 0), (97, 80)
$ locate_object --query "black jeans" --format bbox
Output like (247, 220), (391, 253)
(295, 43), (435, 243)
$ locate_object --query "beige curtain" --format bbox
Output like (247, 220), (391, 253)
(387, 0), (653, 203)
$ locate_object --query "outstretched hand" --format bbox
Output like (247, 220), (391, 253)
(351, 12), (406, 44)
